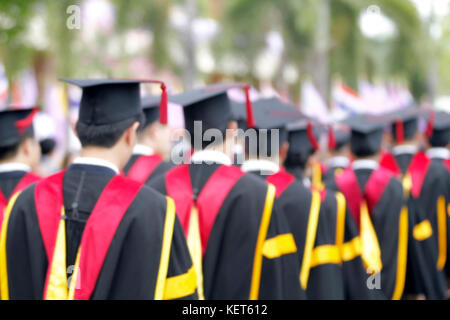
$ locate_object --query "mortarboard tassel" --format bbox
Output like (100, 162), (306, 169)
(396, 119), (404, 144)
(159, 83), (168, 125)
(426, 110), (435, 138)
(244, 86), (256, 128)
(307, 121), (319, 151)
(328, 125), (336, 150)
(15, 107), (38, 135)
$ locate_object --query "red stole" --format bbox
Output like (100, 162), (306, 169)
(407, 152), (431, 198)
(380, 150), (402, 177)
(34, 171), (142, 299)
(266, 169), (295, 198)
(165, 164), (244, 256)
(336, 167), (393, 226)
(0, 172), (40, 229)
(445, 159), (450, 172)
(126, 154), (163, 184)
(380, 151), (431, 199)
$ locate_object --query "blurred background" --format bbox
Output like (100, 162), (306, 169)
(0, 0), (449, 170)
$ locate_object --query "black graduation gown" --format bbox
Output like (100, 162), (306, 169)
(123, 154), (173, 185)
(150, 163), (304, 300)
(402, 157), (447, 299)
(284, 167), (377, 299)
(420, 158), (450, 289)
(321, 189), (382, 300)
(336, 167), (406, 299)
(0, 171), (28, 200)
(323, 165), (346, 190)
(1, 164), (196, 300)
(271, 176), (345, 299)
(394, 153), (414, 175)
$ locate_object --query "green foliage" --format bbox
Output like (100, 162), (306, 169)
(0, 0), (433, 101)
(113, 0), (170, 68)
(0, 0), (38, 81)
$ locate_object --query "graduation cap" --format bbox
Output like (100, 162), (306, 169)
(140, 95), (161, 129)
(60, 78), (169, 126)
(284, 119), (322, 169)
(426, 110), (450, 147)
(230, 100), (247, 130)
(344, 114), (387, 157)
(0, 107), (38, 148)
(243, 97), (305, 156)
(328, 124), (351, 151)
(170, 83), (254, 144)
(385, 108), (420, 143)
(286, 120), (322, 153)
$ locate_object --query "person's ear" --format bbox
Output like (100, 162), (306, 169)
(279, 141), (289, 164)
(225, 121), (238, 141)
(72, 122), (79, 139)
(227, 121), (238, 131)
(124, 122), (140, 148)
(21, 137), (33, 157)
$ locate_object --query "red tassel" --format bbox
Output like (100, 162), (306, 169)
(307, 121), (319, 151)
(15, 107), (38, 135)
(244, 86), (256, 128)
(328, 125), (336, 150)
(159, 83), (168, 125)
(426, 110), (435, 138)
(396, 119), (404, 144)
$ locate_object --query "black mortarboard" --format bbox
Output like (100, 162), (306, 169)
(243, 97), (305, 156)
(140, 95), (160, 129)
(328, 124), (351, 151)
(386, 108), (420, 143)
(426, 111), (450, 147)
(284, 119), (322, 169)
(170, 83), (254, 148)
(60, 78), (168, 126)
(230, 101), (247, 130)
(344, 114), (387, 157)
(0, 107), (38, 148)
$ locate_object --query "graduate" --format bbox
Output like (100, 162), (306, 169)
(284, 118), (377, 300)
(238, 98), (344, 299)
(380, 109), (447, 299)
(323, 124), (351, 190)
(0, 108), (41, 231)
(379, 109), (423, 176)
(332, 114), (408, 300)
(0, 79), (197, 300)
(123, 95), (173, 185)
(150, 84), (303, 300)
(424, 111), (450, 295)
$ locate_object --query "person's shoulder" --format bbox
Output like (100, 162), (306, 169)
(113, 175), (168, 212)
(428, 159), (449, 176)
(282, 178), (311, 198)
(384, 172), (403, 195)
(236, 170), (269, 192)
(12, 182), (37, 208)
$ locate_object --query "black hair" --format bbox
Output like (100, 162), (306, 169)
(429, 130), (450, 148)
(40, 138), (56, 156)
(0, 131), (35, 161)
(350, 130), (383, 157)
(284, 149), (314, 171)
(76, 113), (145, 148)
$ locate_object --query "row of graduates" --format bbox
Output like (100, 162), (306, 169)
(0, 79), (448, 300)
